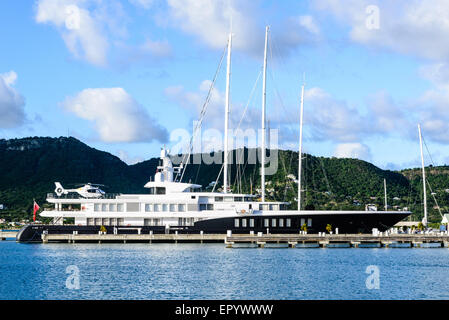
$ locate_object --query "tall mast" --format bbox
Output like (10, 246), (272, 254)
(298, 81), (305, 211)
(261, 26), (269, 202)
(418, 124), (428, 227)
(384, 178), (387, 211)
(223, 33), (232, 194)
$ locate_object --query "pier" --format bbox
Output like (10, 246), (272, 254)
(10, 230), (449, 248)
(224, 234), (449, 248)
(40, 232), (226, 243)
(0, 230), (18, 240)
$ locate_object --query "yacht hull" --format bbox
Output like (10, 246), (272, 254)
(16, 211), (410, 242)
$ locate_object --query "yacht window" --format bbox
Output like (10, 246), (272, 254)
(95, 218), (101, 226)
(102, 204), (108, 212)
(110, 218), (117, 226)
(145, 204), (152, 212)
(187, 204), (198, 211)
(148, 187), (155, 195)
(127, 203), (140, 212)
(286, 218), (291, 228)
(156, 187), (166, 195)
(94, 204), (101, 212)
(117, 204), (124, 212)
(269, 204), (273, 210)
(207, 204), (213, 210)
(234, 219), (239, 228)
(300, 218), (305, 227)
(224, 196), (234, 202)
(199, 204), (207, 211)
(178, 204), (186, 212)
(249, 219), (255, 228)
(162, 204), (168, 212)
(109, 204), (116, 212)
(191, 196), (196, 199)
(244, 197), (252, 202)
(264, 219), (269, 227)
(279, 219), (284, 227)
(272, 219), (277, 227)
(102, 218), (109, 226)
(242, 219), (247, 227)
(170, 204), (176, 212)
(234, 197), (242, 202)
(154, 204), (161, 212)
(307, 218), (312, 227)
(215, 197), (223, 202)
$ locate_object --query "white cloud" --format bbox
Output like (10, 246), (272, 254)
(298, 15), (320, 35)
(0, 71), (26, 129)
(116, 150), (144, 165)
(314, 0), (449, 62)
(165, 79), (260, 132)
(35, 0), (126, 66)
(334, 142), (372, 161)
(166, 0), (261, 54)
(62, 87), (168, 143)
(165, 0), (319, 56)
(304, 87), (370, 141)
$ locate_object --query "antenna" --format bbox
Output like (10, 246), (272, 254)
(418, 124), (428, 227)
(261, 25), (269, 202)
(223, 33), (232, 194)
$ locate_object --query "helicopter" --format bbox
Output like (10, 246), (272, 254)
(54, 182), (106, 198)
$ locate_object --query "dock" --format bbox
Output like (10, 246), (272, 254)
(9, 230), (449, 248)
(224, 234), (449, 248)
(0, 231), (18, 240)
(41, 232), (226, 243)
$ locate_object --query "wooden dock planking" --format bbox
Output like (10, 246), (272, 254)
(225, 234), (449, 248)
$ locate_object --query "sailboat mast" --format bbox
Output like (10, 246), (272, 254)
(384, 178), (387, 211)
(261, 26), (269, 202)
(298, 82), (305, 211)
(223, 33), (232, 194)
(418, 124), (428, 226)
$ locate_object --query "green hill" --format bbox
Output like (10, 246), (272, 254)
(0, 136), (447, 223)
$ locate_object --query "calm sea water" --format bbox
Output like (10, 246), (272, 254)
(1, 241), (449, 300)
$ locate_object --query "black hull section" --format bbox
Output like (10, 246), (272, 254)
(16, 212), (410, 242)
(194, 212), (411, 234)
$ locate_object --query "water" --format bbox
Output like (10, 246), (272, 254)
(1, 241), (449, 300)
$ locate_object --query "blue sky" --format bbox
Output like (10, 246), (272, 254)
(1, 0), (449, 170)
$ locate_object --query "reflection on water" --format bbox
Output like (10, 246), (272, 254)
(1, 242), (449, 300)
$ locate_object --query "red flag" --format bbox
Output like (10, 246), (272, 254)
(33, 201), (40, 222)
